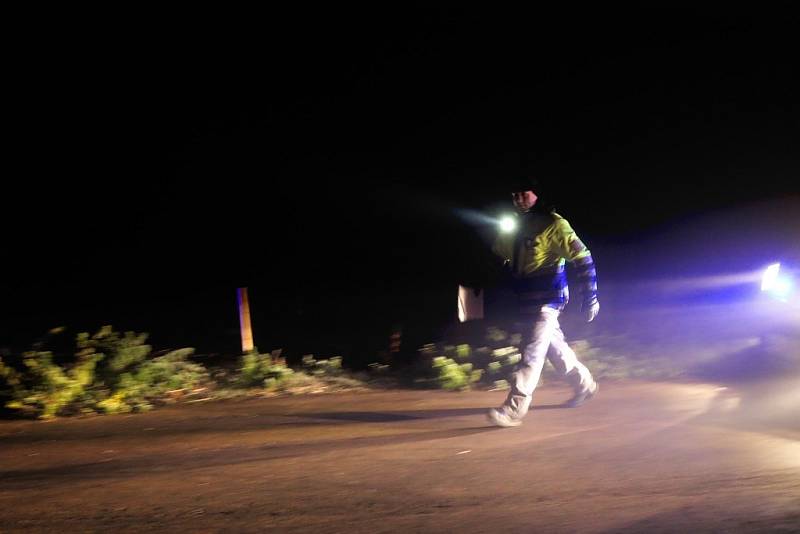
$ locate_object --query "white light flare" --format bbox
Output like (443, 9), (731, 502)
(452, 209), (502, 227)
(451, 209), (518, 234)
(761, 263), (794, 301)
(499, 216), (517, 234)
(761, 263), (781, 291)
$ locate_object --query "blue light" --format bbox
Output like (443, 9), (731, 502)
(761, 263), (795, 302)
(761, 263), (781, 291)
(771, 277), (794, 301)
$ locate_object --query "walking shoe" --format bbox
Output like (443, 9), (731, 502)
(487, 408), (522, 428)
(565, 381), (599, 408)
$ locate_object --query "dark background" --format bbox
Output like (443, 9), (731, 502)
(3, 6), (798, 363)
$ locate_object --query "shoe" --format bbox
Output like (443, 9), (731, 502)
(487, 408), (522, 428)
(565, 381), (599, 408)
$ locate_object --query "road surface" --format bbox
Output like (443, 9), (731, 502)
(1, 380), (799, 533)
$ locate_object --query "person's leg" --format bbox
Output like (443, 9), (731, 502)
(546, 321), (595, 395)
(498, 307), (560, 420)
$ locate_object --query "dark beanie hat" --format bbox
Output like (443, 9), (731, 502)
(509, 175), (546, 194)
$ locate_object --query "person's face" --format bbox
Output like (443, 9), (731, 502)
(512, 190), (538, 212)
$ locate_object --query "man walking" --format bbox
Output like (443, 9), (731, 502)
(488, 177), (600, 427)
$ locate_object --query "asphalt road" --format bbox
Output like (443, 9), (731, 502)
(1, 380), (798, 533)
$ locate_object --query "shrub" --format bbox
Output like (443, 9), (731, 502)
(237, 349), (294, 388)
(432, 356), (482, 391)
(302, 354), (343, 377)
(98, 348), (209, 413)
(0, 349), (101, 419)
(0, 327), (207, 418)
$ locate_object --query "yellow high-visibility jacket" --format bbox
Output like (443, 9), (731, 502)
(493, 211), (597, 313)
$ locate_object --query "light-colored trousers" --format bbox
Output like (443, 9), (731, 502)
(503, 306), (594, 419)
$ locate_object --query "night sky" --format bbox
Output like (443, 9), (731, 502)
(4, 6), (798, 359)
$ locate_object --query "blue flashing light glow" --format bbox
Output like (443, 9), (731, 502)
(761, 263), (781, 291)
(761, 262), (795, 302)
(770, 276), (794, 301)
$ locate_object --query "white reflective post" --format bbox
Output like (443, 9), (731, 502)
(458, 285), (484, 323)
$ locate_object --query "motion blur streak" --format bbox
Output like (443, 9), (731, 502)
(452, 208), (506, 228)
(631, 271), (763, 295)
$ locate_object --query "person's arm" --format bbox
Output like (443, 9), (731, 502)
(552, 216), (599, 320)
(492, 233), (513, 267)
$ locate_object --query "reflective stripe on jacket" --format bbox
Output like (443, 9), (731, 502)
(493, 211), (597, 312)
